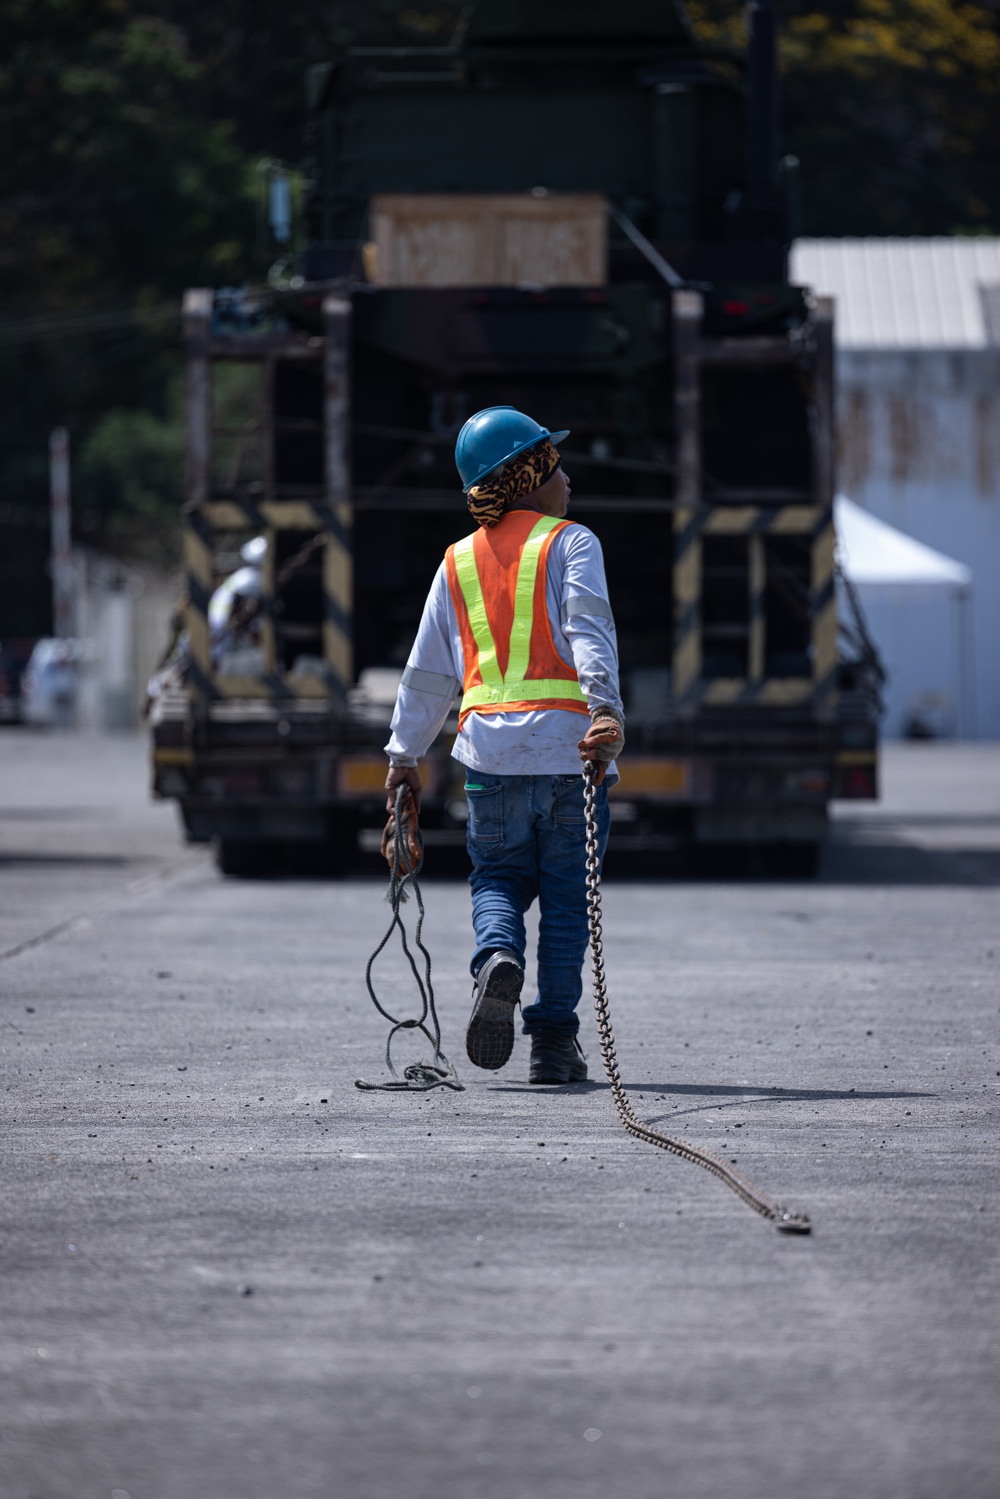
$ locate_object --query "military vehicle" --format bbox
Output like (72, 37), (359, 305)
(150, 0), (882, 876)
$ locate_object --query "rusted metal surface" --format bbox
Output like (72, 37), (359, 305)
(974, 393), (1000, 497)
(886, 395), (923, 484)
(748, 534), (765, 682)
(837, 388), (872, 494)
(831, 350), (996, 736)
(323, 298), (351, 506)
(182, 290), (212, 512)
(257, 358), (279, 678)
(811, 515), (837, 723)
(811, 297), (835, 510)
(672, 290), (701, 509)
(322, 297), (353, 703)
(810, 297), (838, 725)
(369, 192), (607, 287)
(836, 350), (998, 495)
(182, 290), (214, 711)
(671, 289), (702, 715)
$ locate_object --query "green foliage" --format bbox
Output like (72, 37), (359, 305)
(0, 1), (467, 564)
(1, 0), (998, 573)
(76, 379), (185, 565)
(0, 1), (260, 565)
(688, 0), (1000, 235)
(0, 4), (254, 304)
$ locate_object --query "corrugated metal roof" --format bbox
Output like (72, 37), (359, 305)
(790, 238), (1000, 349)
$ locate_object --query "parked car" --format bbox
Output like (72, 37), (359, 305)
(0, 639), (34, 722)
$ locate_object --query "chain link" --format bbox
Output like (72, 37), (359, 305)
(582, 765), (811, 1234)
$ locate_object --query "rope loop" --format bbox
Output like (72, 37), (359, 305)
(355, 785), (463, 1094)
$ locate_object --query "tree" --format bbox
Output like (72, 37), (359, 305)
(0, 2), (255, 569)
(0, 5), (255, 306)
(0, 1), (464, 569)
(2, 0), (998, 582)
(688, 0), (1000, 234)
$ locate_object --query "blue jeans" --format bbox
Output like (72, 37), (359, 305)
(465, 772), (611, 1035)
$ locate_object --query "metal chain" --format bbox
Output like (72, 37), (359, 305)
(582, 764), (811, 1234)
(355, 787), (463, 1093)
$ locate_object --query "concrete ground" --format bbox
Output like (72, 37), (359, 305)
(1, 731), (998, 1499)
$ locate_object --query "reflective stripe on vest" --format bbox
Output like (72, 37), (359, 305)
(449, 514), (588, 715)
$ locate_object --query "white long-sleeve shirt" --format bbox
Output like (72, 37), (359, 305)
(385, 516), (622, 777)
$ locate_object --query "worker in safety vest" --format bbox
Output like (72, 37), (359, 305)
(384, 407), (624, 1084)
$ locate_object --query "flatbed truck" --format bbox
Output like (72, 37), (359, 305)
(150, 0), (881, 876)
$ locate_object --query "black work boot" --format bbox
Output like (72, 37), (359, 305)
(466, 951), (524, 1070)
(529, 1031), (588, 1085)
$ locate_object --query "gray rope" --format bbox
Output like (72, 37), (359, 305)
(355, 786), (463, 1093)
(582, 762), (811, 1233)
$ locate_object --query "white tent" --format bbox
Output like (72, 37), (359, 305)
(834, 495), (975, 736)
(835, 494), (971, 594)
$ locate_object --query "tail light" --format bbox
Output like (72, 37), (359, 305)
(836, 763), (877, 799)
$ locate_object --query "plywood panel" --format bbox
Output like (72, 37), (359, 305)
(370, 193), (607, 287)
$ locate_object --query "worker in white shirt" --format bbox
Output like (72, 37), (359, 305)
(384, 407), (624, 1084)
(208, 535), (267, 671)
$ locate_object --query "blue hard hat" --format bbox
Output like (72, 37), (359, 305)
(455, 407), (570, 492)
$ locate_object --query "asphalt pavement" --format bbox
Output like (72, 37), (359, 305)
(2, 729), (999, 1499)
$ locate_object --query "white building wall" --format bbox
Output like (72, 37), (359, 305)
(836, 350), (1000, 739)
(72, 551), (180, 730)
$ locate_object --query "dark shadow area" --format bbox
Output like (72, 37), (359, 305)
(641, 1085), (935, 1126)
(606, 842), (825, 880)
(599, 822), (1000, 886)
(210, 817), (1000, 888)
(215, 839), (472, 882)
(497, 1081), (932, 1103)
(627, 1082), (932, 1100)
(605, 830), (1000, 887)
(841, 814), (1000, 829)
(820, 825), (1000, 888)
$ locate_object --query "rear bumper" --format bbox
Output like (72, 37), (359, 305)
(153, 704), (878, 849)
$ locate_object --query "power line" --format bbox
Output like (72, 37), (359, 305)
(0, 304), (180, 350)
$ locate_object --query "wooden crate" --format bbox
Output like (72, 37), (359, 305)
(368, 193), (607, 287)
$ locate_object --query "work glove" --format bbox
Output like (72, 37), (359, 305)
(385, 764), (423, 815)
(381, 776), (424, 878)
(577, 706), (625, 788)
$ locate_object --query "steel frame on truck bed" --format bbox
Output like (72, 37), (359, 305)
(151, 280), (877, 876)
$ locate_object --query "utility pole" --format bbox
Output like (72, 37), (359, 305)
(49, 427), (73, 638)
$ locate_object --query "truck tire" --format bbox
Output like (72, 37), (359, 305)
(214, 838), (275, 878)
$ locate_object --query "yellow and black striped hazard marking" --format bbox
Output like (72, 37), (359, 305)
(183, 499), (353, 705)
(182, 505), (216, 706)
(672, 504), (837, 718)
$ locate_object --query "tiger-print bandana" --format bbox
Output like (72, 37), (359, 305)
(465, 437), (562, 529)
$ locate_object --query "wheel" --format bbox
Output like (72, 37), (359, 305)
(178, 804), (211, 843)
(213, 838), (275, 878)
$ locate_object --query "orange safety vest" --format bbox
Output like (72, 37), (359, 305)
(445, 510), (589, 729)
